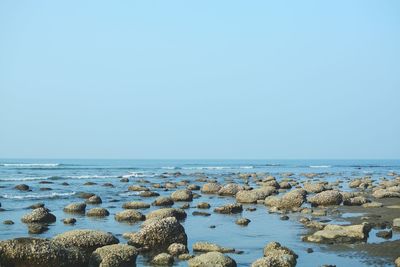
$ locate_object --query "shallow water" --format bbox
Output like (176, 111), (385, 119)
(0, 159), (399, 266)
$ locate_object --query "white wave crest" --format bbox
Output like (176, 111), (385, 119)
(1, 192), (75, 200)
(0, 176), (52, 181)
(1, 163), (60, 168)
(118, 191), (141, 197)
(309, 165), (331, 168)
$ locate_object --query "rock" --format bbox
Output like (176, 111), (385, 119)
(214, 203), (243, 214)
(86, 208), (110, 217)
(197, 202), (211, 209)
(201, 183), (222, 194)
(139, 191), (160, 197)
(120, 178), (129, 182)
(64, 203), (87, 213)
(127, 217), (187, 251)
(53, 229), (119, 254)
(0, 237), (86, 267)
(192, 211), (211, 216)
(86, 195), (102, 204)
(304, 183), (326, 193)
(192, 242), (235, 253)
(343, 196), (369, 206)
(153, 196), (174, 206)
(307, 190), (342, 206)
(362, 202), (383, 208)
(15, 184), (30, 191)
(3, 220), (14, 225)
(27, 223), (49, 234)
(373, 189), (400, 199)
(264, 189), (307, 210)
(236, 218), (251, 226)
(279, 182), (292, 189)
(63, 218), (77, 225)
(88, 244), (138, 267)
(306, 248), (313, 253)
(178, 253), (194, 260)
(393, 218), (400, 228)
(122, 201), (150, 209)
(218, 183), (244, 196)
(115, 210), (145, 222)
(171, 189), (193, 201)
(188, 184), (200, 190)
(168, 243), (188, 256)
(76, 192), (95, 199)
(188, 252), (237, 267)
(251, 241), (297, 267)
(395, 257), (400, 267)
(236, 187), (276, 203)
(280, 215), (289, 221)
(28, 203), (45, 209)
(303, 224), (370, 243)
(21, 207), (56, 224)
(376, 230), (392, 239)
(128, 185), (149, 191)
(146, 208), (187, 221)
(151, 253), (174, 265)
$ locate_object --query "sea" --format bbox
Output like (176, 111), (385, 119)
(0, 159), (399, 266)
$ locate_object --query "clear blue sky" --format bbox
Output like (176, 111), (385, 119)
(0, 1), (399, 159)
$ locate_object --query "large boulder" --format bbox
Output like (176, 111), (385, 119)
(214, 203), (243, 214)
(372, 188), (400, 199)
(115, 210), (145, 223)
(127, 217), (187, 251)
(251, 242), (297, 267)
(152, 196), (174, 206)
(171, 189), (193, 201)
(21, 207), (56, 224)
(88, 244), (138, 267)
(264, 189), (306, 211)
(201, 183), (222, 194)
(236, 187), (276, 203)
(188, 252), (237, 267)
(0, 237), (86, 267)
(303, 224), (370, 243)
(146, 208), (187, 221)
(307, 190), (342, 206)
(303, 183), (326, 193)
(53, 229), (119, 254)
(64, 203), (87, 213)
(86, 208), (110, 217)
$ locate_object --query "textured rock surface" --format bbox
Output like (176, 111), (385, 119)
(21, 207), (56, 224)
(115, 210), (145, 222)
(145, 208), (187, 221)
(192, 242), (235, 253)
(89, 244), (138, 267)
(188, 252), (237, 267)
(307, 190), (343, 206)
(303, 224), (370, 243)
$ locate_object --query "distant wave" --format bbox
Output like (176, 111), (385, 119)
(1, 192), (75, 200)
(0, 176), (52, 181)
(161, 166), (181, 170)
(122, 172), (155, 178)
(118, 191), (141, 197)
(1, 163), (60, 168)
(309, 165), (331, 168)
(67, 175), (117, 179)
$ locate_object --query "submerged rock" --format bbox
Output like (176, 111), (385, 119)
(15, 184), (30, 191)
(88, 244), (138, 267)
(236, 218), (251, 226)
(192, 242), (235, 253)
(122, 201), (150, 209)
(303, 223), (370, 243)
(28, 223), (49, 234)
(127, 217), (187, 251)
(214, 203), (243, 214)
(188, 252), (237, 267)
(21, 207), (56, 224)
(0, 237), (86, 267)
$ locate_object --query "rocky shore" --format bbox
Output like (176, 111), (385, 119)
(1, 170), (400, 266)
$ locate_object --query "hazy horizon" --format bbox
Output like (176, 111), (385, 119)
(1, 1), (399, 159)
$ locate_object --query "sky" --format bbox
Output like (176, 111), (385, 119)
(0, 0), (399, 159)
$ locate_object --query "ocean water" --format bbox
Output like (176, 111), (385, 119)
(0, 159), (399, 266)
